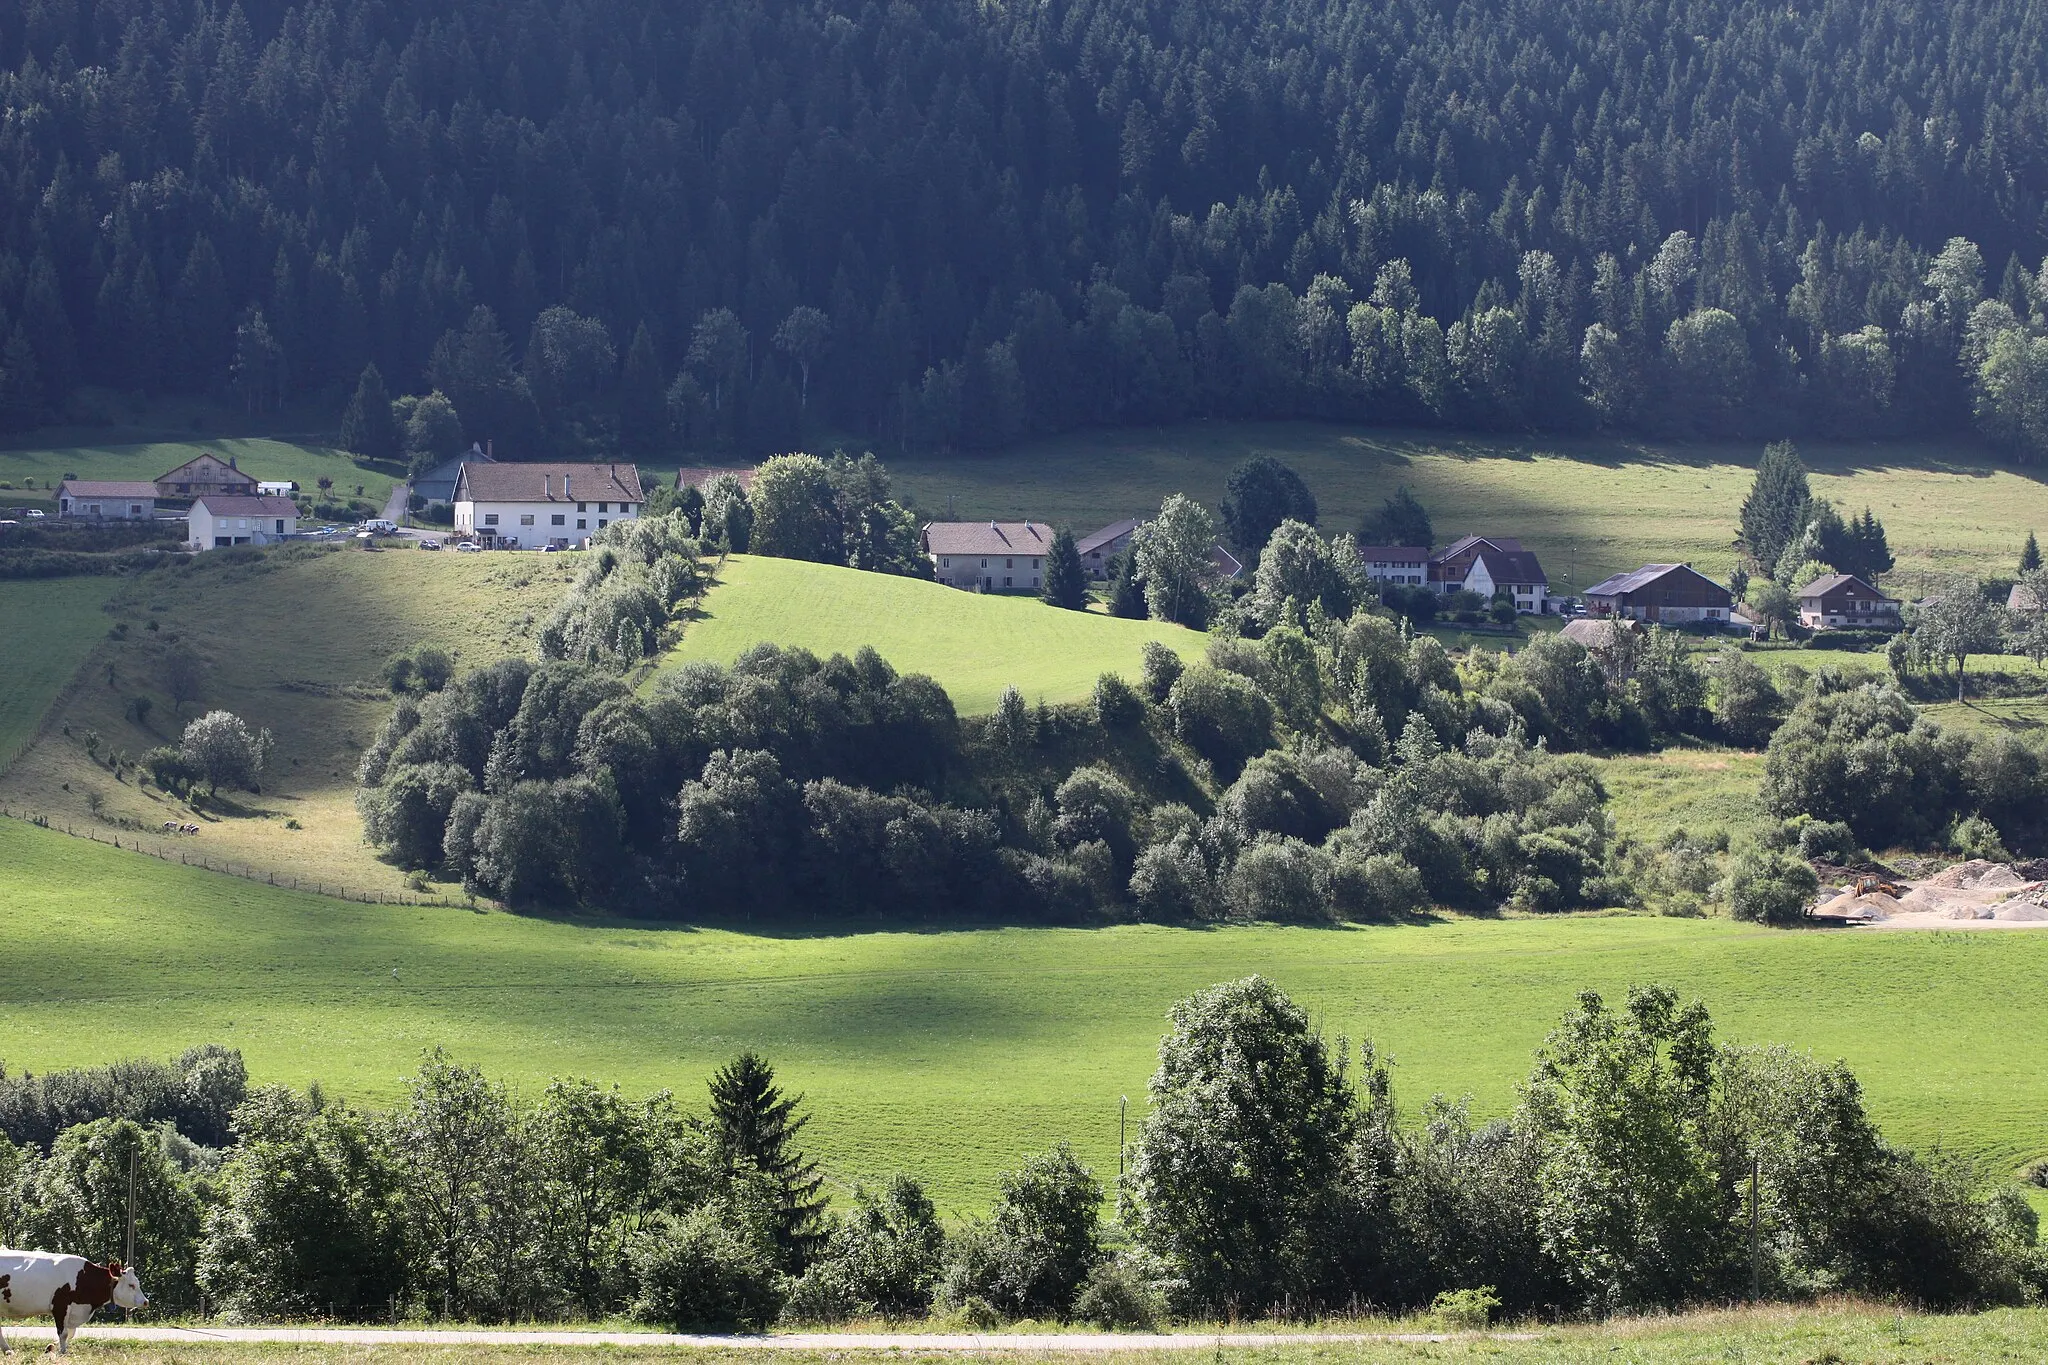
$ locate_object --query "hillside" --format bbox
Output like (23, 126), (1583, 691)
(887, 425), (2048, 591)
(657, 554), (1207, 712)
(2, 817), (2043, 1211)
(0, 546), (574, 894)
(0, 437), (397, 511)
(0, 576), (120, 766)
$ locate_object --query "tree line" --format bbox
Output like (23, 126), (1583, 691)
(3, 978), (2042, 1328)
(4, 0), (2048, 457)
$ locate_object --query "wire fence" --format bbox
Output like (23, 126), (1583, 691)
(1, 803), (466, 907)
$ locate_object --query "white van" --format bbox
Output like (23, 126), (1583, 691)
(363, 518), (398, 534)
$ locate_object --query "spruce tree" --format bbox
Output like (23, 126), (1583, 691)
(2021, 530), (2041, 575)
(1738, 441), (1812, 574)
(1109, 551), (1149, 619)
(1361, 485), (1434, 548)
(1042, 526), (1088, 609)
(339, 362), (401, 463)
(617, 323), (666, 455)
(708, 1051), (827, 1267)
(1851, 508), (1894, 579)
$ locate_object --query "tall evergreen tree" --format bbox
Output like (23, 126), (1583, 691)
(2021, 531), (2042, 574)
(1220, 456), (1317, 563)
(618, 324), (666, 456)
(1109, 552), (1148, 619)
(1738, 442), (1813, 575)
(707, 1052), (827, 1268)
(1041, 527), (1089, 610)
(339, 362), (402, 464)
(1361, 486), (1433, 547)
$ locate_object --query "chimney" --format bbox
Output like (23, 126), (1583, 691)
(487, 439), (493, 459)
(544, 474), (551, 499)
(564, 474), (572, 500)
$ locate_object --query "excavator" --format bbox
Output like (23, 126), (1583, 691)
(1852, 874), (1906, 898)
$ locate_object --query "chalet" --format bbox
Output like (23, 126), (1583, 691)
(1584, 563), (1733, 624)
(56, 480), (157, 520)
(413, 444), (493, 506)
(155, 452), (258, 500)
(188, 495), (298, 549)
(924, 521), (1052, 591)
(1428, 535), (1551, 614)
(1561, 617), (1642, 649)
(1076, 519), (1138, 578)
(453, 462), (644, 548)
(1796, 573), (1902, 631)
(2009, 581), (2044, 613)
(1357, 545), (1430, 586)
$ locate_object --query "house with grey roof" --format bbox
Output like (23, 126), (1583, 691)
(923, 521), (1053, 591)
(188, 494), (298, 549)
(1584, 563), (1733, 624)
(57, 480), (158, 520)
(1076, 519), (1138, 578)
(1428, 535), (1551, 613)
(453, 461), (644, 548)
(1796, 573), (1901, 631)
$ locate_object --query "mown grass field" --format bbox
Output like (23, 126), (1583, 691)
(0, 436), (399, 509)
(886, 422), (2048, 592)
(0, 575), (120, 767)
(0, 546), (575, 895)
(42, 1303), (2048, 1359)
(657, 555), (1208, 712)
(4, 818), (2044, 1212)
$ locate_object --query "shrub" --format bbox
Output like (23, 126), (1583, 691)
(1074, 1257), (1163, 1330)
(1166, 666), (1274, 778)
(1430, 1285), (1500, 1330)
(1722, 848), (1820, 924)
(1950, 813), (2012, 862)
(940, 1144), (1102, 1318)
(1092, 672), (1145, 729)
(1224, 836), (1332, 922)
(630, 1204), (784, 1331)
(1795, 819), (1861, 864)
(1139, 641), (1183, 702)
(1129, 838), (1218, 921)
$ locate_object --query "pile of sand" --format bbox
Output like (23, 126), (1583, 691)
(1923, 859), (2027, 890)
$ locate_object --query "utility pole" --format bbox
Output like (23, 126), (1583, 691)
(124, 1147), (138, 1319)
(1748, 1148), (1762, 1302)
(1118, 1095), (1128, 1182)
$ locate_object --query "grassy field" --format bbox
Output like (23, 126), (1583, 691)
(657, 555), (1208, 712)
(1597, 748), (1769, 846)
(35, 1304), (2048, 1359)
(0, 436), (398, 509)
(884, 422), (2048, 592)
(4, 818), (2044, 1213)
(0, 575), (121, 767)
(0, 546), (575, 895)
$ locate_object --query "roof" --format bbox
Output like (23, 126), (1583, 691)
(1561, 618), (1641, 647)
(190, 495), (299, 516)
(1076, 519), (1139, 555)
(923, 521), (1053, 556)
(1210, 543), (1244, 579)
(59, 480), (158, 499)
(453, 462), (645, 504)
(1435, 534), (1524, 561)
(1469, 546), (1548, 585)
(1356, 545), (1431, 561)
(676, 466), (757, 492)
(1797, 573), (1894, 601)
(2010, 582), (2044, 612)
(155, 453), (255, 482)
(1585, 563), (1728, 598)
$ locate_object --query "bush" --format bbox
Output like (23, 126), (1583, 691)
(1722, 848), (1820, 924)
(1795, 819), (1861, 864)
(1429, 1285), (1500, 1330)
(1092, 672), (1144, 729)
(1074, 1257), (1163, 1330)
(630, 1205), (784, 1331)
(1166, 666), (1274, 778)
(1950, 813), (2012, 862)
(1139, 641), (1183, 702)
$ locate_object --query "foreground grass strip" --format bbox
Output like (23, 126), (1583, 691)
(659, 554), (1206, 712)
(4, 818), (2045, 1208)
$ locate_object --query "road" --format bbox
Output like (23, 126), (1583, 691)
(380, 478), (410, 526)
(28, 1325), (1509, 1351)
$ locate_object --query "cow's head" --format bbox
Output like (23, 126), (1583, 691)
(107, 1263), (147, 1311)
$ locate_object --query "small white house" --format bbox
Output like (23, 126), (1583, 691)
(57, 480), (158, 520)
(188, 495), (299, 549)
(452, 462), (645, 548)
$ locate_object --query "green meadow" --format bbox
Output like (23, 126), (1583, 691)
(0, 576), (119, 767)
(3, 817), (2043, 1212)
(0, 436), (397, 507)
(658, 554), (1207, 712)
(885, 423), (2048, 592)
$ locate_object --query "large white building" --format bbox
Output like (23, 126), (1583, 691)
(188, 494), (298, 549)
(452, 462), (645, 548)
(923, 521), (1053, 591)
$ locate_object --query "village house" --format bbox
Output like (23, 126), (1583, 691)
(1797, 573), (1902, 631)
(1584, 563), (1734, 624)
(1561, 617), (1643, 649)
(154, 452), (258, 500)
(187, 494), (298, 549)
(56, 480), (157, 520)
(924, 521), (1052, 590)
(1357, 545), (1430, 586)
(1428, 535), (1552, 613)
(1076, 519), (1138, 578)
(452, 462), (644, 548)
(413, 444), (494, 507)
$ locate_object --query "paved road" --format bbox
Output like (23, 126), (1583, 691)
(31, 1325), (1510, 1351)
(381, 479), (410, 526)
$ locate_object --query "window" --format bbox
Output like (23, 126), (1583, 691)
(1032, 558), (1040, 568)
(1004, 576), (1013, 587)
(274, 519), (285, 533)
(485, 513), (499, 526)
(87, 503), (101, 515)
(940, 556), (951, 567)
(980, 558), (988, 568)
(129, 504), (141, 515)
(1006, 558), (1014, 568)
(552, 513), (565, 526)
(577, 518), (587, 529)
(577, 501), (587, 512)
(598, 518), (608, 528)
(599, 502), (610, 513)
(520, 513), (535, 526)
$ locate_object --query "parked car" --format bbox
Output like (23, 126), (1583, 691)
(454, 541), (482, 553)
(25, 509), (45, 518)
(419, 538), (442, 550)
(539, 543), (560, 552)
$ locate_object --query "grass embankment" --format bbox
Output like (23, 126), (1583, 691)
(0, 436), (400, 510)
(887, 423), (2048, 590)
(3, 817), (2044, 1209)
(46, 1303), (2048, 1360)
(0, 546), (573, 895)
(658, 555), (1207, 712)
(0, 576), (122, 767)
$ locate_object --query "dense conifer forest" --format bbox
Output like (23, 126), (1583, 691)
(3, 0), (2047, 456)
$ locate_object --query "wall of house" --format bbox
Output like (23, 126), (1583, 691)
(59, 496), (153, 519)
(456, 499), (639, 543)
(929, 551), (1043, 591)
(188, 508), (295, 549)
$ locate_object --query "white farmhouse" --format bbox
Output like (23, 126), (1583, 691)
(188, 494), (299, 549)
(923, 520), (1053, 590)
(57, 480), (158, 520)
(452, 462), (645, 548)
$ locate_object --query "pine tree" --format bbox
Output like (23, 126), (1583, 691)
(1851, 508), (1894, 579)
(0, 325), (43, 432)
(2021, 530), (2041, 575)
(339, 362), (402, 463)
(1109, 552), (1148, 619)
(1361, 485), (1433, 547)
(1738, 441), (1812, 574)
(617, 323), (666, 455)
(1042, 526), (1088, 610)
(707, 1051), (827, 1267)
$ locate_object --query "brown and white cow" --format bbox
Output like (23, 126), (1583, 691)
(0, 1251), (147, 1355)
